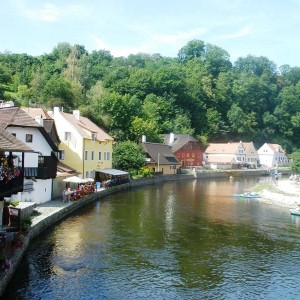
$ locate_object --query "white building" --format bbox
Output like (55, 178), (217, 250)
(0, 106), (59, 204)
(204, 142), (246, 170)
(257, 143), (288, 168)
(243, 142), (259, 168)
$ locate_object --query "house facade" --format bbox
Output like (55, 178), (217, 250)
(204, 142), (246, 170)
(0, 126), (34, 226)
(49, 107), (114, 179)
(243, 142), (259, 168)
(257, 143), (289, 168)
(0, 106), (59, 204)
(142, 142), (181, 175)
(163, 133), (203, 167)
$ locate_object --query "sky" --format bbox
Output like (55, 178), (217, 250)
(0, 0), (300, 67)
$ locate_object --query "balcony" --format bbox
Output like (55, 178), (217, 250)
(0, 170), (24, 198)
(24, 155), (57, 180)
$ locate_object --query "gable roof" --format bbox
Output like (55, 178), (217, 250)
(0, 106), (43, 127)
(163, 134), (200, 152)
(21, 107), (60, 145)
(205, 142), (243, 154)
(142, 142), (180, 165)
(21, 107), (51, 119)
(0, 126), (34, 152)
(59, 112), (114, 142)
(0, 106), (59, 152)
(267, 143), (286, 154)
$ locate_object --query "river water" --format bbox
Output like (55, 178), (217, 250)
(2, 177), (300, 299)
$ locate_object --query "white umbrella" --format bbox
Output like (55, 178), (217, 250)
(63, 176), (88, 183)
(85, 178), (95, 182)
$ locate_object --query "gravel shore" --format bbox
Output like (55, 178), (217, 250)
(258, 179), (300, 208)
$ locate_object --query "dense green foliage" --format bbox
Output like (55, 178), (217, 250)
(1, 40), (300, 152)
(112, 141), (146, 173)
(290, 151), (300, 172)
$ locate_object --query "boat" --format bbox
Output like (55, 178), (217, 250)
(290, 208), (300, 216)
(233, 192), (261, 199)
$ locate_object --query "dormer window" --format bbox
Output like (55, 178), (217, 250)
(91, 133), (97, 141)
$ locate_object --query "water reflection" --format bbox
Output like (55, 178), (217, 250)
(3, 177), (300, 299)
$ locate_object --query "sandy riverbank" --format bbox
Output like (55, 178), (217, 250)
(256, 179), (300, 208)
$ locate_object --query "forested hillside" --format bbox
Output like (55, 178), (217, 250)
(1, 39), (300, 152)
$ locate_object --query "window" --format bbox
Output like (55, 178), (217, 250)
(38, 156), (44, 165)
(11, 133), (16, 137)
(60, 150), (65, 160)
(91, 151), (94, 160)
(91, 133), (97, 141)
(104, 152), (111, 160)
(64, 132), (71, 141)
(98, 152), (102, 160)
(85, 151), (88, 160)
(26, 134), (33, 143)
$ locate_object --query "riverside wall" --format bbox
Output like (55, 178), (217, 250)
(0, 169), (278, 295)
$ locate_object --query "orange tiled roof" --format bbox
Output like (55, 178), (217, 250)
(205, 143), (242, 154)
(267, 143), (285, 153)
(60, 112), (114, 142)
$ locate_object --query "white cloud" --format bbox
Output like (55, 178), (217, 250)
(21, 2), (89, 23)
(94, 37), (152, 57)
(24, 3), (61, 22)
(221, 26), (253, 40)
(151, 27), (208, 44)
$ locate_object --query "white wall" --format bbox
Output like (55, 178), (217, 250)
(5, 126), (54, 204)
(6, 126), (53, 167)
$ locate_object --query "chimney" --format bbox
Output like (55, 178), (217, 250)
(35, 115), (43, 126)
(73, 110), (80, 120)
(169, 133), (175, 144)
(142, 135), (146, 143)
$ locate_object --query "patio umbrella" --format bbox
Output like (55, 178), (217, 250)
(85, 178), (95, 182)
(63, 176), (88, 183)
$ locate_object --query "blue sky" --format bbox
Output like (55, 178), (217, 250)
(1, 0), (299, 67)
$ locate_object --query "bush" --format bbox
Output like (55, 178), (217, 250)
(4, 200), (19, 207)
(21, 216), (32, 231)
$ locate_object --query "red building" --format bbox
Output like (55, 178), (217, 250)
(163, 134), (203, 167)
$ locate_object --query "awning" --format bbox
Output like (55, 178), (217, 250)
(95, 169), (129, 176)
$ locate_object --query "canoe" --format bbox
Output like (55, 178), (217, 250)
(233, 193), (261, 199)
(290, 209), (300, 216)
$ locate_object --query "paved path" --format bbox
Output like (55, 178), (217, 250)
(31, 199), (72, 226)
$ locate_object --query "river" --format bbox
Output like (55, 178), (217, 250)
(2, 177), (300, 299)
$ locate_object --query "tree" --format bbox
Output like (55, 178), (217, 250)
(203, 44), (232, 77)
(178, 40), (205, 63)
(100, 93), (142, 141)
(130, 117), (160, 143)
(290, 151), (300, 172)
(112, 141), (146, 172)
(0, 65), (12, 98)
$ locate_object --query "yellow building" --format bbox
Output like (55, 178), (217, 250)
(49, 107), (114, 178)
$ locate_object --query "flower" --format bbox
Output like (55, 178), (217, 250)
(0, 255), (12, 273)
(0, 157), (22, 183)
